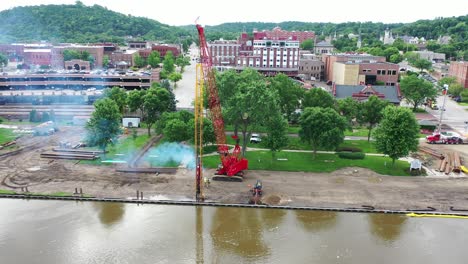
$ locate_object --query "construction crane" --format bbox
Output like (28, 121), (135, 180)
(195, 23), (248, 182)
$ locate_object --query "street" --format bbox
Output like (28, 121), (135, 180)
(174, 45), (198, 109)
(427, 94), (468, 135)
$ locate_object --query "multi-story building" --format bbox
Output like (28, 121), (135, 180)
(109, 50), (139, 68)
(314, 41), (334, 55)
(298, 53), (324, 81)
(449, 61), (468, 88)
(0, 69), (160, 91)
(432, 63), (450, 80)
(151, 44), (181, 58)
(128, 41), (147, 49)
(253, 27), (315, 44)
(333, 61), (399, 86)
(322, 53), (386, 82)
(23, 49), (52, 67)
(414, 51), (445, 63)
(209, 40), (239, 68)
(0, 44), (24, 61)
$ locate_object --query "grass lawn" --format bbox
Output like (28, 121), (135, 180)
(0, 189), (16, 194)
(226, 134), (380, 153)
(0, 128), (17, 145)
(344, 127), (369, 137)
(203, 151), (411, 176)
(458, 102), (468, 106)
(81, 134), (151, 165)
(224, 124), (301, 134)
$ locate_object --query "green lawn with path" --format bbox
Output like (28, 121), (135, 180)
(0, 128), (17, 145)
(203, 151), (411, 176)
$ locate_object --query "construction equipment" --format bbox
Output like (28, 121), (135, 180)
(195, 23), (248, 182)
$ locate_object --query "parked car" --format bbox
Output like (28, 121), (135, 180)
(250, 133), (262, 143)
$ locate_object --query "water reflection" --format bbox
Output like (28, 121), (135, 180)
(93, 202), (125, 227)
(294, 210), (338, 232)
(368, 213), (407, 242)
(260, 209), (286, 230)
(210, 207), (270, 259)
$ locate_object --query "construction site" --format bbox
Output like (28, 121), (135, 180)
(1, 24), (468, 213)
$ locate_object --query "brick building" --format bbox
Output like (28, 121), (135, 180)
(151, 44), (180, 58)
(314, 41), (334, 55)
(23, 49), (52, 67)
(332, 61), (398, 86)
(322, 53), (387, 82)
(253, 27), (315, 44)
(51, 45), (104, 69)
(209, 40), (240, 68)
(0, 44), (24, 61)
(448, 61), (468, 88)
(298, 53), (324, 81)
(109, 50), (139, 68)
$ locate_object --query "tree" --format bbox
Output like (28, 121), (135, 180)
(411, 58), (432, 72)
(300, 39), (314, 50)
(147, 51), (161, 68)
(268, 73), (304, 120)
(163, 119), (190, 142)
(302, 88), (335, 109)
(374, 106), (419, 166)
(127, 89), (145, 116)
(400, 75), (437, 111)
(133, 54), (145, 68)
(156, 81), (177, 111)
(299, 107), (347, 158)
(389, 53), (404, 64)
(29, 109), (39, 122)
(41, 111), (50, 122)
(142, 87), (171, 136)
(383, 47), (400, 62)
(357, 95), (389, 141)
(168, 72), (182, 88)
(103, 55), (109, 68)
(162, 51), (175, 74)
(85, 98), (122, 152)
(104, 87), (128, 114)
(337, 97), (359, 125)
(0, 53), (8, 68)
(175, 56), (190, 73)
(262, 112), (289, 159)
(189, 117), (216, 146)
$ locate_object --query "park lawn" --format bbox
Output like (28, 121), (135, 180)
(203, 151), (411, 176)
(344, 127), (369, 137)
(226, 134), (380, 153)
(457, 102), (468, 106)
(0, 189), (16, 194)
(0, 128), (17, 145)
(224, 124), (301, 134)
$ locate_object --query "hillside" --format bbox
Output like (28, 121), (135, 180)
(0, 2), (191, 44)
(182, 16), (467, 43)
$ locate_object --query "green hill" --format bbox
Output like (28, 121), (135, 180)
(0, 2), (191, 44)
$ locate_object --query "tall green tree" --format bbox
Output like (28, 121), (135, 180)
(299, 107), (347, 158)
(411, 58), (432, 72)
(85, 98), (122, 152)
(374, 106), (419, 166)
(104, 86), (128, 114)
(357, 95), (389, 141)
(302, 88), (335, 109)
(133, 54), (145, 68)
(103, 55), (110, 68)
(300, 39), (314, 50)
(269, 73), (304, 120)
(142, 87), (171, 136)
(147, 51), (161, 68)
(162, 51), (175, 74)
(263, 111), (289, 159)
(127, 89), (145, 116)
(0, 53), (8, 67)
(337, 97), (359, 126)
(168, 72), (182, 88)
(189, 117), (216, 146)
(400, 75), (437, 111)
(163, 119), (190, 142)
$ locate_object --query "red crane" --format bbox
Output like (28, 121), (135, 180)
(195, 23), (248, 182)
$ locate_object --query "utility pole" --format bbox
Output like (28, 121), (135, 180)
(437, 84), (448, 133)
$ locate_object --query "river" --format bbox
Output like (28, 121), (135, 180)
(0, 199), (467, 264)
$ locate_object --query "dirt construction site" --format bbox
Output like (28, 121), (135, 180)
(1, 125), (468, 213)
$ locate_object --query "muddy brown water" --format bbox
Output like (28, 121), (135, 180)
(0, 199), (467, 264)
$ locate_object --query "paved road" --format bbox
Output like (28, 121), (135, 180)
(174, 45), (198, 109)
(427, 94), (468, 135)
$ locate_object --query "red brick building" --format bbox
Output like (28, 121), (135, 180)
(322, 53), (386, 82)
(253, 27), (315, 43)
(151, 44), (180, 58)
(449, 61), (468, 88)
(23, 49), (52, 67)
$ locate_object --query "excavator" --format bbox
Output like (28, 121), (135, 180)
(194, 23), (248, 187)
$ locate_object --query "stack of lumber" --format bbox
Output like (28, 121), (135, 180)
(436, 151), (462, 174)
(41, 152), (99, 160)
(419, 146), (444, 159)
(0, 140), (16, 150)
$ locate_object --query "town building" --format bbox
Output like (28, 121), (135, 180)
(380, 29), (395, 45)
(51, 45), (104, 69)
(333, 84), (402, 105)
(298, 53), (324, 81)
(64, 60), (90, 71)
(151, 44), (181, 58)
(413, 51), (446, 63)
(128, 41), (148, 49)
(322, 53), (386, 82)
(314, 41), (334, 55)
(449, 61), (468, 88)
(208, 40), (240, 68)
(332, 61), (399, 86)
(432, 63), (450, 80)
(109, 49), (139, 68)
(252, 27), (315, 44)
(23, 48), (52, 67)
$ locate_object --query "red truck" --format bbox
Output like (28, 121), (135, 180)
(426, 132), (467, 144)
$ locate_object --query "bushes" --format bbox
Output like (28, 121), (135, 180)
(337, 151), (366, 160)
(336, 146), (362, 152)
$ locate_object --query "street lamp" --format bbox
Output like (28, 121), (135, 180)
(437, 84), (448, 133)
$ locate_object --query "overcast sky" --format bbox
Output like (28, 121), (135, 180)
(0, 0), (466, 26)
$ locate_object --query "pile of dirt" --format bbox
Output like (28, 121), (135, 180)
(262, 194), (281, 205)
